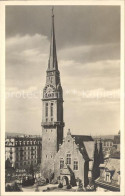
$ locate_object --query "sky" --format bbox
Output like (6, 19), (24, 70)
(6, 5), (120, 136)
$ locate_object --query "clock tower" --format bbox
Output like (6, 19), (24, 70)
(41, 8), (64, 177)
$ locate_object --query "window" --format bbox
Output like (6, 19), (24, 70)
(51, 103), (53, 116)
(45, 103), (48, 117)
(51, 118), (53, 122)
(74, 161), (78, 170)
(66, 154), (71, 164)
(60, 159), (64, 169)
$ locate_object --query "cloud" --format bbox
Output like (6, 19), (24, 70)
(6, 6), (120, 48)
(6, 34), (120, 135)
(59, 59), (120, 91)
(58, 43), (120, 64)
(6, 34), (49, 90)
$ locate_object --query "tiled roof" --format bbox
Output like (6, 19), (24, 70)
(84, 141), (95, 160)
(106, 158), (120, 172)
(72, 135), (94, 161)
(72, 135), (94, 142)
(95, 158), (120, 191)
(110, 151), (120, 159)
(95, 177), (120, 191)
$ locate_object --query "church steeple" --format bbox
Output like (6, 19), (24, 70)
(48, 7), (58, 71)
(41, 8), (64, 178)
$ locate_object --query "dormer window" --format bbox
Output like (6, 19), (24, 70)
(105, 171), (111, 182)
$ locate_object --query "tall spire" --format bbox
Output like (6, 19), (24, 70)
(48, 7), (58, 71)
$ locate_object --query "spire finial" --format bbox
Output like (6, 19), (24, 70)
(52, 6), (54, 17)
(67, 129), (71, 135)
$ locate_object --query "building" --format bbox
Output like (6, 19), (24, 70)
(41, 9), (101, 188)
(94, 137), (115, 158)
(95, 153), (120, 192)
(5, 135), (42, 169)
(54, 129), (95, 187)
(113, 131), (120, 152)
(41, 8), (64, 176)
(102, 139), (114, 152)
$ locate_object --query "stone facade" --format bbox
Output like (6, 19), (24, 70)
(41, 9), (96, 187)
(41, 9), (64, 178)
(54, 131), (86, 185)
(53, 130), (95, 187)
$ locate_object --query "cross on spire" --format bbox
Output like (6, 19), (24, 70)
(52, 6), (54, 17)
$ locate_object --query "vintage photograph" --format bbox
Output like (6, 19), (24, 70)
(2, 2), (124, 194)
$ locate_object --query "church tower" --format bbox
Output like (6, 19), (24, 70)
(41, 8), (64, 177)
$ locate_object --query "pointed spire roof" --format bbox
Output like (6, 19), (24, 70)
(48, 7), (58, 71)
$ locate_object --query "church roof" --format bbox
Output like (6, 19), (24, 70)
(72, 134), (94, 161)
(72, 135), (94, 142)
(84, 141), (95, 160)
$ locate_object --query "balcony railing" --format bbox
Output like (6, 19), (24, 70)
(41, 121), (65, 127)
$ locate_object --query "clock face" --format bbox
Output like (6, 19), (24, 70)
(44, 85), (55, 98)
(46, 86), (53, 94)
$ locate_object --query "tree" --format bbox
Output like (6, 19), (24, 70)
(92, 141), (100, 181)
(29, 164), (34, 178)
(33, 163), (41, 178)
(5, 159), (15, 183)
(48, 169), (54, 183)
(5, 182), (22, 192)
(67, 165), (76, 186)
(5, 159), (12, 169)
(98, 141), (104, 164)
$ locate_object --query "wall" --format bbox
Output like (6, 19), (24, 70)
(54, 133), (85, 186)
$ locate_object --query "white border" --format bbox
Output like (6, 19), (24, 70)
(0, 1), (124, 196)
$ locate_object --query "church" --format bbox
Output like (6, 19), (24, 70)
(41, 9), (101, 188)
